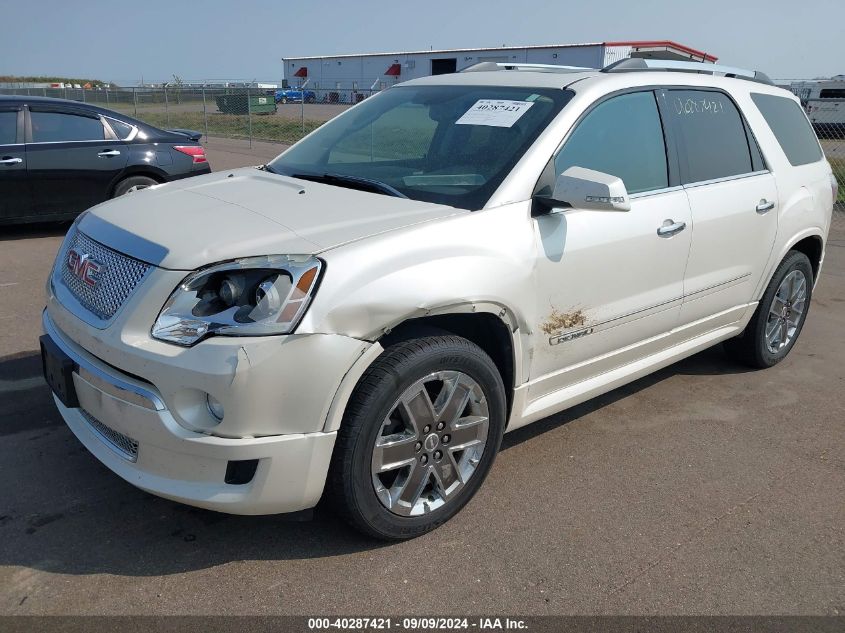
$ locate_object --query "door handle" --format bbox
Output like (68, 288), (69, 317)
(756, 199), (776, 214)
(657, 219), (686, 238)
(0, 157), (23, 165)
(97, 150), (121, 157)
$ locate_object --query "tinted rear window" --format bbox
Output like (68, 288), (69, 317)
(0, 110), (17, 144)
(751, 93), (823, 166)
(667, 90), (754, 183)
(30, 110), (105, 143)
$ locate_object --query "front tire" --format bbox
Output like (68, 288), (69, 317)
(327, 336), (506, 540)
(724, 250), (813, 368)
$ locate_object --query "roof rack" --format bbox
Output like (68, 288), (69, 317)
(461, 62), (593, 74)
(602, 58), (773, 85)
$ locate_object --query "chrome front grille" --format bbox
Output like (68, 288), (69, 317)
(81, 410), (139, 462)
(58, 229), (150, 321)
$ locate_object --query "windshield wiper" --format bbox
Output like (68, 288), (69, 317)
(291, 172), (408, 199)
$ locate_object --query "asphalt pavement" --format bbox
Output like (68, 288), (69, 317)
(0, 152), (842, 615)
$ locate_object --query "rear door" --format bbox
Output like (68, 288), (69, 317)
(665, 88), (779, 331)
(25, 105), (128, 217)
(0, 106), (31, 221)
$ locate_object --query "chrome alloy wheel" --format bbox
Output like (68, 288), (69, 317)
(126, 184), (151, 194)
(370, 370), (490, 517)
(765, 269), (808, 354)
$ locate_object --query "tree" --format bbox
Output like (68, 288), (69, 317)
(171, 74), (184, 104)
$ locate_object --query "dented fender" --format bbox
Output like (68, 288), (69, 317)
(298, 201), (540, 344)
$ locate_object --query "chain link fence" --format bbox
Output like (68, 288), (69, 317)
(809, 125), (844, 217)
(0, 85), (378, 147)
(815, 120), (845, 232)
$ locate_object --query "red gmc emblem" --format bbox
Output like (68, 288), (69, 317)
(67, 248), (106, 288)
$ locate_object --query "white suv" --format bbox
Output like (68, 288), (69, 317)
(41, 59), (836, 539)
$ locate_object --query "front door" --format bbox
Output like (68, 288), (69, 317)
(529, 90), (692, 400)
(0, 107), (30, 221)
(26, 106), (128, 217)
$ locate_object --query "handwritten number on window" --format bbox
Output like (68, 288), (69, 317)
(674, 97), (724, 115)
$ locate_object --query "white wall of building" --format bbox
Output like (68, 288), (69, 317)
(283, 44), (608, 91)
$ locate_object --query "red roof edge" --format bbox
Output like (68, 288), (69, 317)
(605, 40), (718, 63)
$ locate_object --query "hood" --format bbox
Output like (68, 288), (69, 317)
(78, 168), (464, 270)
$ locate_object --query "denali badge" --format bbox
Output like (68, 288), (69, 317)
(549, 327), (594, 346)
(67, 248), (106, 288)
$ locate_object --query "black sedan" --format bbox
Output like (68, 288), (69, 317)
(0, 95), (211, 225)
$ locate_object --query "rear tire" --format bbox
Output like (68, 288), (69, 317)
(724, 250), (813, 368)
(113, 175), (158, 198)
(327, 336), (506, 540)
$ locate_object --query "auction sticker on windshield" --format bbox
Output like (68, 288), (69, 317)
(455, 99), (534, 127)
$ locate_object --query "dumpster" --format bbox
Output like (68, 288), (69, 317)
(215, 93), (277, 115)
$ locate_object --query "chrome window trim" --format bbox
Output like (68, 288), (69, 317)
(628, 185), (685, 200)
(547, 185), (685, 212)
(25, 138), (123, 146)
(682, 169), (770, 190)
(43, 310), (165, 412)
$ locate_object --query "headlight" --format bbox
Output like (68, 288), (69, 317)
(152, 255), (323, 346)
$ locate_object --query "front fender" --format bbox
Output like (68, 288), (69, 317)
(298, 201), (539, 342)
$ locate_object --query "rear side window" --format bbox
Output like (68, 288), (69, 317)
(554, 91), (668, 194)
(819, 89), (845, 99)
(106, 118), (134, 140)
(667, 90), (754, 184)
(751, 93), (823, 166)
(30, 110), (105, 143)
(0, 110), (17, 144)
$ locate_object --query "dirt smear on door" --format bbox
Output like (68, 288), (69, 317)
(540, 308), (587, 335)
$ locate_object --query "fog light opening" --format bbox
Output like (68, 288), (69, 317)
(206, 394), (225, 421)
(225, 459), (259, 485)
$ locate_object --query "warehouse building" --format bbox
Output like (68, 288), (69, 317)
(282, 40), (717, 91)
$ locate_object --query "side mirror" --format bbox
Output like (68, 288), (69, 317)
(544, 166), (631, 212)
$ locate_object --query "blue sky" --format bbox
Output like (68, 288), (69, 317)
(1, 0), (842, 83)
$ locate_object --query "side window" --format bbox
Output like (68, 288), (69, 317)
(106, 118), (135, 140)
(751, 93), (823, 166)
(30, 110), (106, 143)
(0, 110), (18, 144)
(554, 91), (668, 195)
(667, 90), (754, 183)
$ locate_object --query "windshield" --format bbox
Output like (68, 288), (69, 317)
(267, 85), (573, 210)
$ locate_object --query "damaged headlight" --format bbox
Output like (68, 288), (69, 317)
(152, 255), (323, 346)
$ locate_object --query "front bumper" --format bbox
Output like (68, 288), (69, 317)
(54, 396), (336, 515)
(42, 305), (369, 515)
